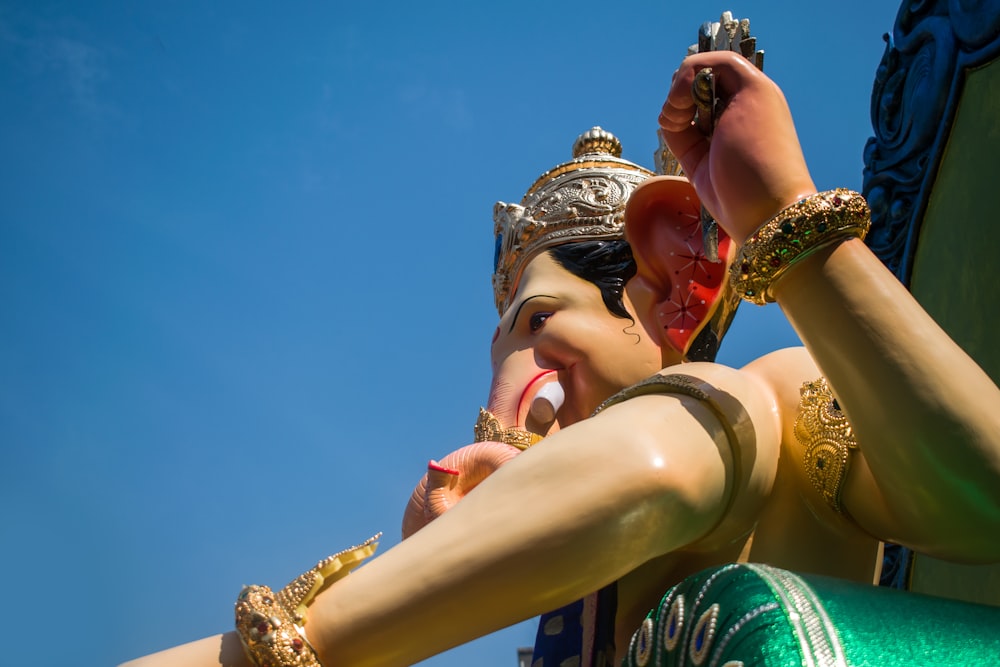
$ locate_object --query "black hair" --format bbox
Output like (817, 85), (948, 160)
(548, 239), (722, 363)
(549, 240), (636, 321)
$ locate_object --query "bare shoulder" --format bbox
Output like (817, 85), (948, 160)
(657, 348), (822, 436)
(738, 347), (820, 417)
(739, 347), (880, 540)
(641, 361), (787, 550)
(739, 349), (846, 510)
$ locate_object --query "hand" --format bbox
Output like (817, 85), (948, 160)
(659, 51), (817, 244)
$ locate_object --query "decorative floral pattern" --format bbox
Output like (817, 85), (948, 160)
(863, 0), (1000, 282)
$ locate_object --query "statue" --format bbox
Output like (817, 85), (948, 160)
(121, 44), (1000, 667)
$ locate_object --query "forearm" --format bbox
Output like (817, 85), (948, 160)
(774, 238), (1000, 556)
(119, 633), (250, 667)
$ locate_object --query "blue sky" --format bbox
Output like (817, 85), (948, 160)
(0, 2), (901, 665)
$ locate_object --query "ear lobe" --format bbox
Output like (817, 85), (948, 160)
(625, 177), (733, 358)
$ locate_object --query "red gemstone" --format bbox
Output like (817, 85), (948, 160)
(832, 195), (844, 207)
(769, 257), (781, 267)
(257, 622), (269, 634)
(292, 638), (304, 652)
(741, 263), (750, 275)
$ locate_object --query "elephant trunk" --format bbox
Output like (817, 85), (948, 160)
(401, 441), (522, 538)
(485, 364), (564, 438)
(401, 348), (566, 539)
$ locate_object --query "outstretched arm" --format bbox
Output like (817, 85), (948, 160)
(662, 51), (1000, 561)
(123, 362), (779, 667)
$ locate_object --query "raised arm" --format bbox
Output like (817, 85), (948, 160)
(661, 51), (1000, 561)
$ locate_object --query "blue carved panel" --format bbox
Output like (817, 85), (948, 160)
(862, 0), (1000, 283)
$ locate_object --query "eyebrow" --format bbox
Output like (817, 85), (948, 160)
(508, 294), (557, 333)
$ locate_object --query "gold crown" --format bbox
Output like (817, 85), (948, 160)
(492, 127), (654, 314)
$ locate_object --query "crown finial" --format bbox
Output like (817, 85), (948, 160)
(492, 128), (653, 315)
(573, 127), (622, 158)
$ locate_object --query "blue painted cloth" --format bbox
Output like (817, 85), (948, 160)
(531, 584), (617, 667)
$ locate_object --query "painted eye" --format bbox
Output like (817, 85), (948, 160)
(529, 312), (552, 332)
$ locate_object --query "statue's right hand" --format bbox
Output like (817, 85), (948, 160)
(659, 51), (817, 244)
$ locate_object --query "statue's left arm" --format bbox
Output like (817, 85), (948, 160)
(773, 238), (1000, 560)
(662, 51), (1000, 562)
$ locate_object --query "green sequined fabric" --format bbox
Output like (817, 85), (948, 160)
(622, 563), (1000, 666)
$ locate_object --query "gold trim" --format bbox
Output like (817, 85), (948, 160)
(794, 378), (858, 513)
(473, 408), (542, 450)
(731, 190), (870, 306)
(492, 127), (653, 314)
(235, 534), (380, 667)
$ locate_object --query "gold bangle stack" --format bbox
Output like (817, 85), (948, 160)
(235, 534), (380, 667)
(730, 189), (870, 305)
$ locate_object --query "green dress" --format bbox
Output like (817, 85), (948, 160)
(622, 562), (1000, 667)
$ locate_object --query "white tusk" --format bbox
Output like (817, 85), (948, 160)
(529, 381), (565, 424)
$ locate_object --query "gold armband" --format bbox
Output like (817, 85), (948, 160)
(594, 373), (715, 413)
(235, 534), (380, 667)
(594, 373), (743, 535)
(730, 189), (871, 305)
(794, 378), (858, 513)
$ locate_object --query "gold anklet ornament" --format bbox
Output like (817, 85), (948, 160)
(730, 189), (870, 305)
(235, 534), (381, 667)
(794, 378), (858, 513)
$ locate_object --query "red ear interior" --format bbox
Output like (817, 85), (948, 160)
(625, 177), (732, 357)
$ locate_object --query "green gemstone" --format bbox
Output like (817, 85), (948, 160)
(781, 222), (794, 234)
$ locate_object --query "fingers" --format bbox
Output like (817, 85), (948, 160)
(656, 124), (708, 183)
(660, 51), (768, 130)
(658, 58), (713, 180)
(656, 50), (818, 240)
(673, 50), (765, 97)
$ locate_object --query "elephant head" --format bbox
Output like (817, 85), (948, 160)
(402, 134), (740, 540)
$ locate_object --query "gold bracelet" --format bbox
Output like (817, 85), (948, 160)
(730, 189), (870, 305)
(235, 534), (380, 667)
(794, 378), (858, 513)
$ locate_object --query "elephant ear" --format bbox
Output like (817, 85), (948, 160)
(625, 176), (734, 359)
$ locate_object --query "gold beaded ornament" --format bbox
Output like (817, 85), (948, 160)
(794, 378), (858, 513)
(473, 407), (543, 450)
(235, 534), (381, 667)
(730, 189), (871, 305)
